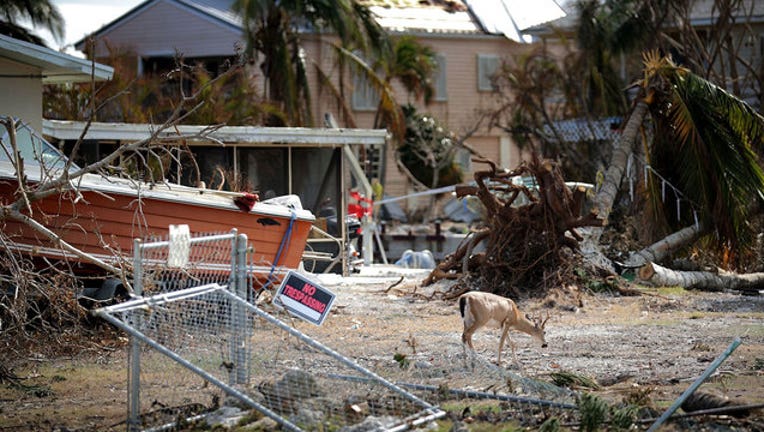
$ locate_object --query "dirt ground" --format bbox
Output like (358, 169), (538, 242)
(1, 267), (763, 431)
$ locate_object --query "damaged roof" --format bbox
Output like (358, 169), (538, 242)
(76, 0), (568, 49)
(362, 0), (566, 40)
(360, 0), (481, 35)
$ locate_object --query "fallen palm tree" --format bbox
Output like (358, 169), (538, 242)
(637, 262), (764, 294)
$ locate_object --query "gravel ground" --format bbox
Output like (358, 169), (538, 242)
(1, 266), (762, 431)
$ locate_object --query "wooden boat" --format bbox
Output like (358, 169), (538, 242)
(0, 117), (315, 298)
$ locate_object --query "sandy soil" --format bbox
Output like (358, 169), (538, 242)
(1, 268), (763, 431)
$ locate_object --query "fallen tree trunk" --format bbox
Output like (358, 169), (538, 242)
(624, 223), (708, 268)
(638, 262), (764, 293)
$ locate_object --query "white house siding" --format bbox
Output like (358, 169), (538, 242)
(88, 0), (241, 60)
(0, 58), (43, 131)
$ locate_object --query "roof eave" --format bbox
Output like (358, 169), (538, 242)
(0, 34), (113, 83)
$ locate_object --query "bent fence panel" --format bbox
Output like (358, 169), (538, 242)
(95, 283), (445, 431)
(95, 230), (576, 431)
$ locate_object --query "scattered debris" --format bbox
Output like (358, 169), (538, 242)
(681, 391), (752, 418)
(551, 371), (601, 390)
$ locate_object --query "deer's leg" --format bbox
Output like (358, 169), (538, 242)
(462, 310), (480, 350)
(498, 325), (511, 365)
(462, 321), (482, 368)
(462, 323), (478, 350)
(508, 336), (518, 365)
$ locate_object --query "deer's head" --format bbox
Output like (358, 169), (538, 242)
(526, 312), (550, 348)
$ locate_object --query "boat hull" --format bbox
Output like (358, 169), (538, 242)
(1, 182), (313, 286)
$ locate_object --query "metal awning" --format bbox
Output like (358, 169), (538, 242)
(43, 119), (388, 146)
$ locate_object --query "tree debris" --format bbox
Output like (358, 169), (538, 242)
(423, 154), (604, 297)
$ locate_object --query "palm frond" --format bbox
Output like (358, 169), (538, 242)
(389, 36), (437, 104)
(331, 43), (404, 139)
(646, 58), (764, 255)
(313, 61), (357, 128)
(2, 0), (64, 42)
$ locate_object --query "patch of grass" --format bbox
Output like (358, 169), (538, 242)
(434, 401), (524, 432)
(730, 323), (764, 337)
(462, 422), (521, 432)
(656, 286), (687, 296)
(435, 418), (522, 432)
(439, 400), (503, 414)
(754, 358), (764, 370)
(610, 404), (639, 430)
(638, 318), (682, 326)
(393, 352), (410, 369)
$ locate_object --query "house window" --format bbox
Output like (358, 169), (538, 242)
(477, 54), (500, 92)
(352, 54), (379, 111)
(434, 53), (447, 102)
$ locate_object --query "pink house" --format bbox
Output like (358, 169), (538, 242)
(75, 0), (565, 205)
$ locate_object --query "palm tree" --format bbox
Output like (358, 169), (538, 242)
(231, 0), (388, 126)
(318, 34), (438, 144)
(592, 52), (764, 264)
(381, 36), (437, 106)
(372, 35), (437, 135)
(1, 0), (64, 46)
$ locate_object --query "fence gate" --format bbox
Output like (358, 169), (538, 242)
(94, 230), (445, 432)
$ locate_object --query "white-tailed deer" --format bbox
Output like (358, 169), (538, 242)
(459, 291), (549, 364)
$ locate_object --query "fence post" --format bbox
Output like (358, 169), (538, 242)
(227, 230), (249, 386)
(127, 238), (143, 432)
(235, 232), (249, 384)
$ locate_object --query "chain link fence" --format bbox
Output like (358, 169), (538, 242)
(95, 230), (446, 431)
(93, 228), (583, 431)
(291, 276), (581, 429)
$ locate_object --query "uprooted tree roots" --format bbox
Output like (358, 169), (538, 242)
(424, 155), (605, 298)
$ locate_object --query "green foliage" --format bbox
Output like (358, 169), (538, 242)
(578, 392), (608, 432)
(643, 53), (764, 265)
(393, 352), (409, 369)
(575, 392), (644, 431)
(44, 45), (272, 126)
(385, 36), (437, 105)
(573, 267), (620, 293)
(232, 0), (390, 127)
(610, 404), (639, 430)
(538, 417), (561, 432)
(397, 104), (463, 188)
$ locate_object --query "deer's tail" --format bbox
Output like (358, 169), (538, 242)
(459, 296), (467, 318)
